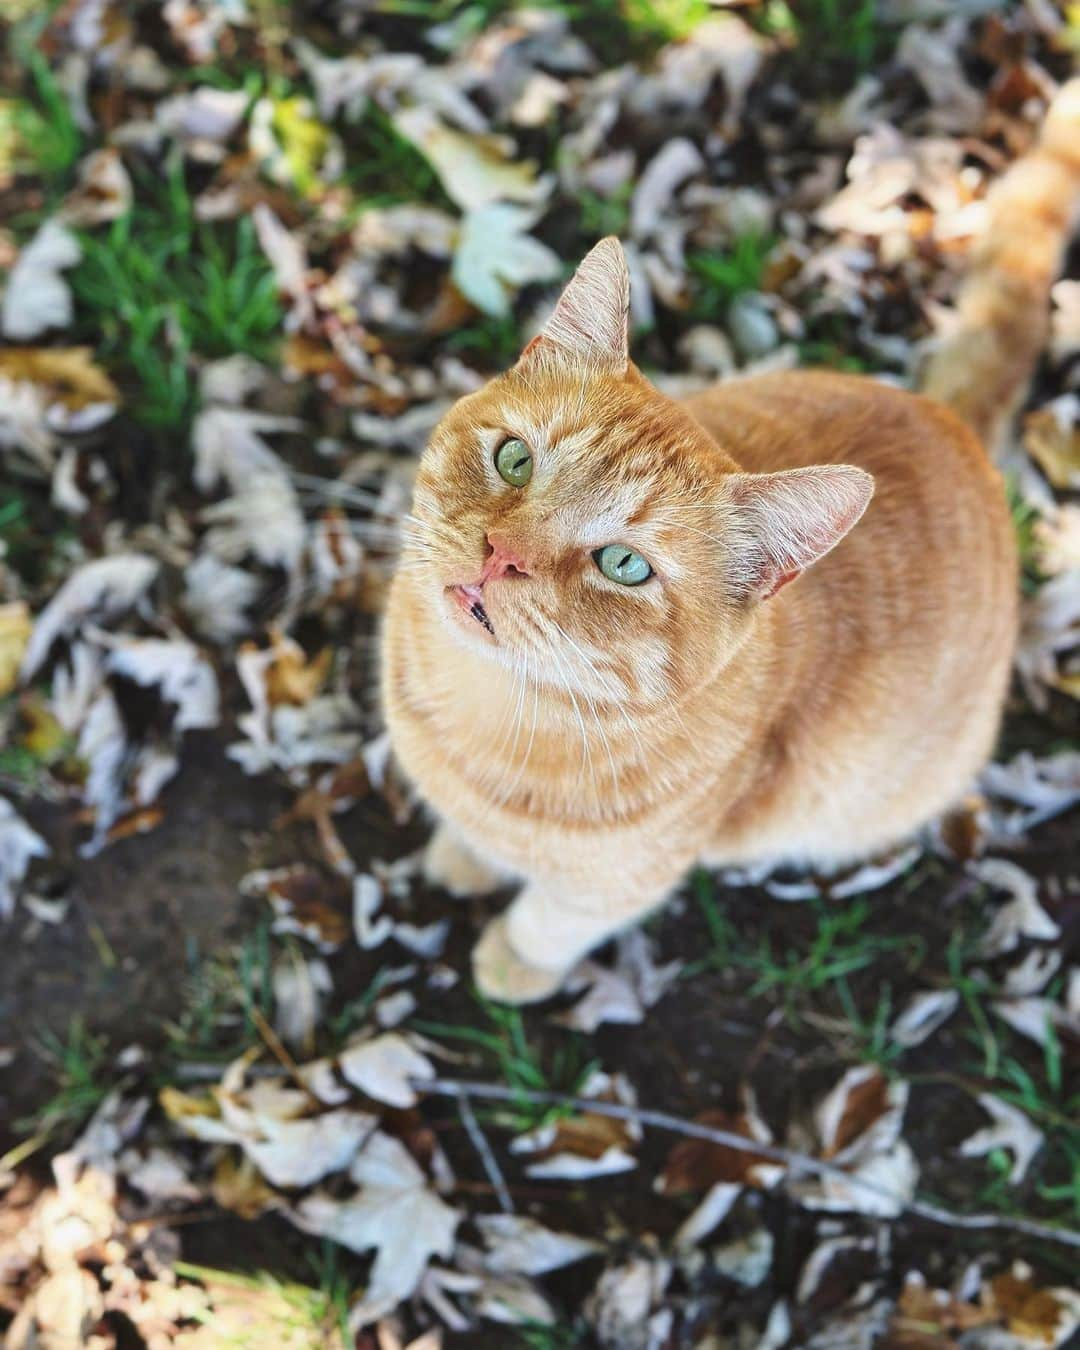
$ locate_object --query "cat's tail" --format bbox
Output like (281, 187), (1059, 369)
(919, 77), (1080, 455)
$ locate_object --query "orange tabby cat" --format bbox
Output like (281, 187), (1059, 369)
(382, 82), (1079, 1004)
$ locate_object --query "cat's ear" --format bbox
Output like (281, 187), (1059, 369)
(518, 236), (629, 373)
(724, 465), (874, 600)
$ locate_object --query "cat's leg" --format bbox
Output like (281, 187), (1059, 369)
(473, 884), (662, 1004)
(423, 822), (505, 898)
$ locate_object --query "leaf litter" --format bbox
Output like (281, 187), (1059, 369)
(2, 0), (1080, 1344)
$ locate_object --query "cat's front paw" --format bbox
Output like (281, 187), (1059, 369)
(423, 825), (503, 898)
(472, 915), (565, 1005)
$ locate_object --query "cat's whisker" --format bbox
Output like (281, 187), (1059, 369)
(551, 618), (679, 785)
(548, 642), (599, 811)
(500, 653), (540, 805)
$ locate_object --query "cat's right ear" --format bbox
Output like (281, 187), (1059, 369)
(518, 237), (630, 374)
(723, 465), (874, 601)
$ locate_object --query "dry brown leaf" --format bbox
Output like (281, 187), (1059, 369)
(1025, 405), (1080, 489)
(990, 1268), (1072, 1345)
(0, 347), (119, 409)
(260, 630), (333, 707)
(246, 864), (352, 948)
(657, 1105), (777, 1194)
(510, 1072), (641, 1179)
(211, 1151), (281, 1220)
(885, 1275), (996, 1347)
(105, 806), (166, 843)
(820, 1067), (889, 1158)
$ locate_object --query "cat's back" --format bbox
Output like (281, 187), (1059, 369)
(683, 368), (997, 490)
(683, 369), (1018, 862)
(682, 368), (1015, 585)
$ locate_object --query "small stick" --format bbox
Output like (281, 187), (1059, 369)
(412, 1077), (1080, 1251)
(456, 1092), (514, 1214)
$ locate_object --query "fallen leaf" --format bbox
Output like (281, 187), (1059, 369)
(890, 989), (959, 1048)
(59, 147), (133, 226)
(182, 554), (260, 644)
(970, 858), (1060, 957)
(247, 864), (352, 950)
(260, 631), (333, 707)
(184, 1087), (375, 1189)
(958, 1093), (1044, 1184)
(290, 1130), (460, 1326)
(336, 1034), (435, 1109)
(0, 348), (119, 409)
(210, 1151), (280, 1220)
(452, 203), (561, 317)
(1024, 398), (1080, 489)
(991, 1263), (1080, 1346)
(511, 1071), (641, 1180)
(555, 929), (682, 1034)
(119, 1147), (202, 1203)
(253, 204), (316, 330)
(106, 637), (220, 733)
(888, 1272), (996, 1345)
(475, 1214), (602, 1275)
(657, 1094), (780, 1195)
(1, 220), (81, 340)
(273, 954), (333, 1053)
(710, 1227), (774, 1288)
(393, 107), (550, 210)
(155, 86), (249, 148)
(20, 554), (159, 681)
(0, 602), (31, 697)
(585, 1250), (673, 1350)
(0, 796), (49, 918)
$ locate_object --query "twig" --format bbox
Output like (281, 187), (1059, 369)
(456, 1092), (514, 1214)
(412, 1077), (1080, 1251)
(247, 1006), (319, 1103)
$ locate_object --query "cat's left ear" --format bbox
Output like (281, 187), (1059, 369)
(518, 236), (629, 373)
(723, 465), (874, 600)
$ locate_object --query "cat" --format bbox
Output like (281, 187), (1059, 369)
(381, 79), (1080, 1005)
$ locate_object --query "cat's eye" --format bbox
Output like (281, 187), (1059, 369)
(595, 545), (652, 586)
(495, 437), (533, 487)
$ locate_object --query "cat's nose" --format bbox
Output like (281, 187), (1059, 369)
(482, 532), (531, 581)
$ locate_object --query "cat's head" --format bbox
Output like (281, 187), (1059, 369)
(404, 238), (872, 707)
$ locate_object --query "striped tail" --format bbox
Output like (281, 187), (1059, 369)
(920, 78), (1080, 455)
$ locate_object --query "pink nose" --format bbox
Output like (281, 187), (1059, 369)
(481, 532), (530, 581)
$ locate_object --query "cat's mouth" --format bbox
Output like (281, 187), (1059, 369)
(447, 583), (496, 639)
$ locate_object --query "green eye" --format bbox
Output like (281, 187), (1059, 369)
(495, 438), (533, 487)
(595, 545), (652, 586)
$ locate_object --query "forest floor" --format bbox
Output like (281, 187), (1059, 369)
(1, 2), (1078, 1347)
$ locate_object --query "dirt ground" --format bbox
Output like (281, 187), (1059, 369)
(4, 696), (1079, 1345)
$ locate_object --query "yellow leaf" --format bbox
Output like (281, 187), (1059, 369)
(211, 1152), (279, 1220)
(19, 693), (67, 759)
(0, 347), (119, 409)
(254, 630), (333, 707)
(1024, 407), (1080, 490)
(0, 601), (30, 698)
(158, 1085), (220, 1123)
(271, 97), (331, 198)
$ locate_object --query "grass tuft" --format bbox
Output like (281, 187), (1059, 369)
(23, 1016), (110, 1142)
(69, 163), (282, 432)
(415, 996), (599, 1131)
(688, 233), (775, 318)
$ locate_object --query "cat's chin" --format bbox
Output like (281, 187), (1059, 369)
(442, 585), (500, 652)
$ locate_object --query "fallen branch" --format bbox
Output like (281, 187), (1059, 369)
(413, 1077), (1080, 1251)
(457, 1091), (514, 1215)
